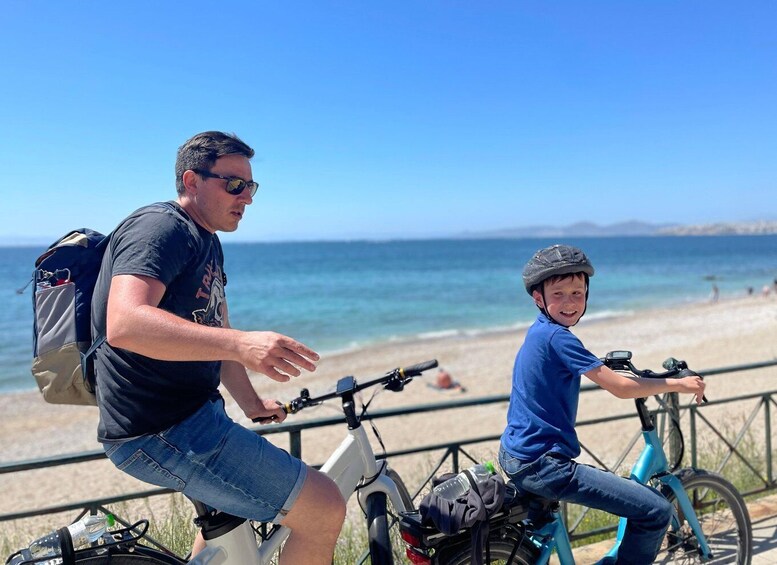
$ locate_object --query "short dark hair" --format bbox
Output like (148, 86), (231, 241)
(175, 131), (255, 195)
(530, 272), (588, 297)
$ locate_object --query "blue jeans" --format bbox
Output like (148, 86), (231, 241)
(499, 445), (672, 565)
(103, 397), (307, 524)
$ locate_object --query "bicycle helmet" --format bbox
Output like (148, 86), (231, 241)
(522, 244), (595, 295)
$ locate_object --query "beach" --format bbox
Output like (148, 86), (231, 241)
(2, 295), (777, 540)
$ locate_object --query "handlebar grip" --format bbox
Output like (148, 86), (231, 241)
(400, 359), (438, 377)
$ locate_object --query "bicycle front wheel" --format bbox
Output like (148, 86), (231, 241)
(365, 467), (414, 565)
(656, 469), (752, 564)
(366, 492), (391, 564)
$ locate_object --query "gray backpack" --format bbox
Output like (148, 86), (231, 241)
(31, 228), (108, 405)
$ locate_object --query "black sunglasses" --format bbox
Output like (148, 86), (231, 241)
(192, 169), (259, 197)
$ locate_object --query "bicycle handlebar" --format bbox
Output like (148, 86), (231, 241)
(252, 359), (439, 421)
(602, 350), (707, 402)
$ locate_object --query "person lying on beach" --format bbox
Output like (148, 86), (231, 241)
(428, 368), (467, 392)
(498, 244), (705, 564)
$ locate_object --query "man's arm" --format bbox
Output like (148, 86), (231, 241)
(585, 365), (705, 404)
(219, 303), (287, 422)
(220, 359), (287, 422)
(106, 274), (319, 382)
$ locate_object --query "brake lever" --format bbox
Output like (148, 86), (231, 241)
(385, 373), (410, 392)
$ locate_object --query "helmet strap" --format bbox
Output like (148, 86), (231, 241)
(534, 287), (557, 324)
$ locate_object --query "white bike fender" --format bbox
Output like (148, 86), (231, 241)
(357, 472), (409, 512)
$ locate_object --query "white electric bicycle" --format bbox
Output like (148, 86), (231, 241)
(6, 360), (438, 565)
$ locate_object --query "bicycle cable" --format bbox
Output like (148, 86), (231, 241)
(652, 393), (685, 471)
(357, 387), (389, 459)
(353, 389), (390, 496)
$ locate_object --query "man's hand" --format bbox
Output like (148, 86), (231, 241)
(249, 398), (288, 425)
(239, 331), (320, 382)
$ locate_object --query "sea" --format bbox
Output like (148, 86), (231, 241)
(2, 235), (776, 395)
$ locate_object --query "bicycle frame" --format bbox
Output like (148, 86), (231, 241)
(527, 398), (712, 565)
(321, 421), (410, 512)
(604, 418), (712, 562)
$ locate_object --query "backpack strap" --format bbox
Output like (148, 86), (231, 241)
(85, 201), (200, 391)
(81, 335), (107, 393)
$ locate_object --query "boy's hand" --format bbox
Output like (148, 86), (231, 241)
(677, 375), (706, 404)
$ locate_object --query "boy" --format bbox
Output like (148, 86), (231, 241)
(499, 244), (705, 564)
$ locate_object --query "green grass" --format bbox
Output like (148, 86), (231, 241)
(0, 494), (405, 565)
(693, 419), (767, 496)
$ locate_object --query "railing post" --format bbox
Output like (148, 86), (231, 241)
(289, 430), (302, 459)
(765, 394), (773, 486)
(667, 392), (682, 467)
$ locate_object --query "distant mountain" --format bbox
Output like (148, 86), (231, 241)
(457, 219), (777, 239)
(457, 220), (677, 239)
(658, 221), (777, 236)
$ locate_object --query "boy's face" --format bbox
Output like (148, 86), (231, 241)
(533, 273), (587, 326)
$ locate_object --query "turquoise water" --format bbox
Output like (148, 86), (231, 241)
(3, 235), (776, 394)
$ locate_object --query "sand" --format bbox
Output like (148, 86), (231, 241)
(2, 294), (776, 539)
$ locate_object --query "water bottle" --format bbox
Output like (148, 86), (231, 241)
(26, 513), (115, 560)
(433, 462), (496, 500)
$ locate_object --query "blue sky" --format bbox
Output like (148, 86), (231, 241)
(1, 1), (775, 244)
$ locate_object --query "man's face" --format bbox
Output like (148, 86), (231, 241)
(533, 274), (587, 326)
(190, 154), (254, 233)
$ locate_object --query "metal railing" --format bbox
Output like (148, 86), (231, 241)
(2, 358), (776, 545)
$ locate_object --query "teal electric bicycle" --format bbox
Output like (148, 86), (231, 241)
(400, 351), (753, 564)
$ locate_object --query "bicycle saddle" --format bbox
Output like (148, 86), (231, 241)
(502, 480), (558, 526)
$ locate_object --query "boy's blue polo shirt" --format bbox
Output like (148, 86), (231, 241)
(501, 314), (603, 461)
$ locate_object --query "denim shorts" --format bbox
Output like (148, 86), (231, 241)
(104, 397), (306, 524)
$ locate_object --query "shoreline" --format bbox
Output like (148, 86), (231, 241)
(3, 294), (777, 423)
(0, 291), (747, 397)
(0, 291), (764, 397)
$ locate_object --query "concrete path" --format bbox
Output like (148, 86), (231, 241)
(750, 495), (777, 565)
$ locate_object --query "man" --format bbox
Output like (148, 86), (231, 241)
(92, 131), (345, 563)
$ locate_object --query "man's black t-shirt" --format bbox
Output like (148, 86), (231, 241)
(92, 202), (226, 442)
